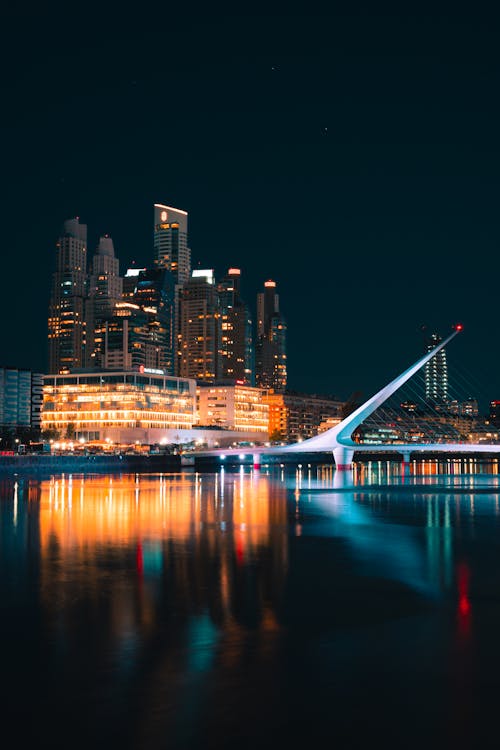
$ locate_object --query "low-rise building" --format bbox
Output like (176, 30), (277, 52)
(262, 390), (344, 442)
(42, 369), (196, 445)
(197, 382), (269, 438)
(0, 367), (44, 438)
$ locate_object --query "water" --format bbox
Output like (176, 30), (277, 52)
(2, 461), (500, 749)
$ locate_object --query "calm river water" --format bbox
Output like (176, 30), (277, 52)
(2, 460), (500, 749)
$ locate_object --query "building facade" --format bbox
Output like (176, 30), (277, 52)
(217, 268), (254, 384)
(197, 382), (269, 435)
(255, 280), (287, 392)
(262, 390), (343, 442)
(86, 234), (123, 368)
(48, 217), (88, 373)
(153, 204), (191, 285)
(153, 204), (191, 375)
(42, 370), (196, 445)
(0, 368), (44, 436)
(178, 270), (220, 381)
(424, 332), (448, 406)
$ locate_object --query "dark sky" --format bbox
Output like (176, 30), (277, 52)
(1, 3), (499, 404)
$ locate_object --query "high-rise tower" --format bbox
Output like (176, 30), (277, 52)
(86, 234), (123, 367)
(178, 270), (219, 381)
(133, 267), (176, 373)
(424, 332), (448, 405)
(217, 268), (254, 384)
(153, 204), (190, 284)
(48, 217), (88, 373)
(255, 280), (287, 392)
(153, 204), (191, 374)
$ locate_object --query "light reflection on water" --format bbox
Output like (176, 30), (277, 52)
(2, 462), (500, 748)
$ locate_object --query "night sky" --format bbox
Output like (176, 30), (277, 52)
(2, 4), (499, 405)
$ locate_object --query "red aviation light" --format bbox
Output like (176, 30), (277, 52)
(454, 323), (463, 332)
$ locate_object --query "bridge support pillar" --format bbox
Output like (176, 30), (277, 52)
(401, 450), (411, 477)
(333, 446), (354, 471)
(253, 453), (261, 470)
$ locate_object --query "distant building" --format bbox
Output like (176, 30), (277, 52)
(178, 270), (219, 381)
(197, 382), (269, 435)
(86, 235), (123, 368)
(217, 268), (254, 384)
(490, 400), (500, 427)
(447, 398), (479, 417)
(0, 367), (44, 435)
(262, 391), (343, 442)
(255, 280), (287, 392)
(48, 217), (88, 373)
(153, 204), (191, 285)
(153, 204), (191, 374)
(122, 266), (146, 299)
(133, 267), (176, 374)
(424, 332), (448, 405)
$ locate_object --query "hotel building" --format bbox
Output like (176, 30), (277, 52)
(42, 370), (196, 445)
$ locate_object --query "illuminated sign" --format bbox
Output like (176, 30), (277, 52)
(160, 210), (168, 222)
(144, 367), (165, 375)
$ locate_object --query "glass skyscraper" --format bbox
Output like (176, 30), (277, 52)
(255, 280), (287, 392)
(48, 217), (88, 373)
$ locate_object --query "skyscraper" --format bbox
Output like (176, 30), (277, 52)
(86, 234), (123, 368)
(255, 280), (287, 391)
(153, 204), (190, 284)
(133, 267), (176, 373)
(217, 268), (254, 384)
(424, 332), (448, 405)
(178, 270), (219, 381)
(48, 217), (88, 373)
(153, 204), (191, 374)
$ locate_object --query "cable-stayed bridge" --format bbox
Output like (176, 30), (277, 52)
(196, 325), (500, 469)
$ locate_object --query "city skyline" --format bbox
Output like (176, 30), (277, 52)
(1, 6), (499, 404)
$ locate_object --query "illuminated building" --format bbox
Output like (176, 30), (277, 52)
(48, 217), (88, 373)
(153, 204), (190, 284)
(490, 400), (500, 427)
(133, 267), (176, 374)
(262, 390), (343, 442)
(0, 367), (44, 434)
(424, 332), (448, 406)
(178, 270), (219, 381)
(42, 370), (196, 444)
(86, 235), (123, 367)
(122, 266), (146, 298)
(197, 382), (269, 435)
(447, 398), (479, 417)
(255, 280), (287, 392)
(153, 204), (191, 375)
(217, 268), (254, 384)
(92, 268), (175, 373)
(95, 302), (150, 370)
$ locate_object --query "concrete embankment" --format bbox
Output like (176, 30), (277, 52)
(0, 453), (181, 476)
